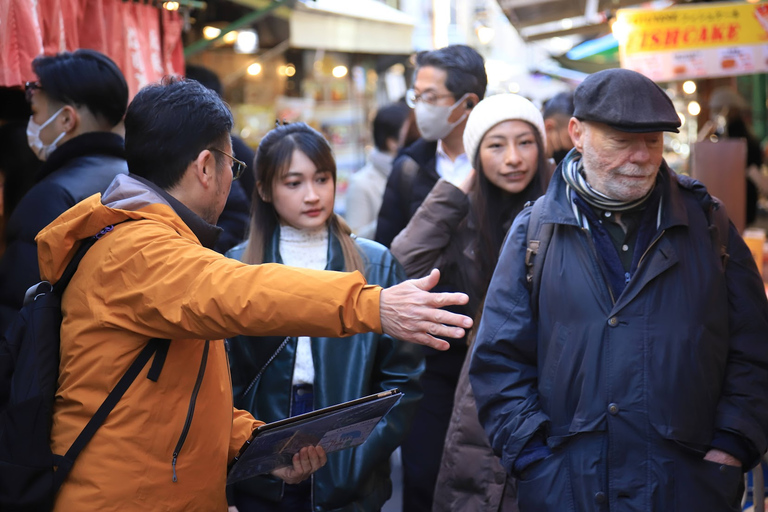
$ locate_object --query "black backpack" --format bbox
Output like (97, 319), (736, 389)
(0, 225), (169, 511)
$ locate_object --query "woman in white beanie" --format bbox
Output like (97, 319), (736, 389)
(391, 93), (548, 512)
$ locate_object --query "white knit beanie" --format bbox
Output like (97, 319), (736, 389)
(462, 93), (546, 167)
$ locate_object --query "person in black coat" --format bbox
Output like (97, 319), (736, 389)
(0, 50), (130, 334)
(374, 45), (487, 250)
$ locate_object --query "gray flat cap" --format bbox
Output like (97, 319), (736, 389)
(573, 68), (680, 133)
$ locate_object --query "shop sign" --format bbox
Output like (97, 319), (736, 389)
(616, 1), (768, 81)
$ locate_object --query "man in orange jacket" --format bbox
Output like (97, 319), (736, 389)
(36, 78), (472, 511)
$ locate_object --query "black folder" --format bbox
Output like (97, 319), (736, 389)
(227, 389), (402, 485)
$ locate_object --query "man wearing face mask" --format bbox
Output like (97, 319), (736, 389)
(0, 50), (129, 334)
(375, 45), (487, 249)
(541, 91), (575, 188)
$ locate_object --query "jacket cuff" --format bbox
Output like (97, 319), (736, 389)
(512, 431), (552, 476)
(710, 431), (755, 468)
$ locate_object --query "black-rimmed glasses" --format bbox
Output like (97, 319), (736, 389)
(209, 147), (247, 180)
(25, 81), (42, 103)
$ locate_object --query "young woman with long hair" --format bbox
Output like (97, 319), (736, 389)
(391, 93), (548, 511)
(225, 122), (424, 512)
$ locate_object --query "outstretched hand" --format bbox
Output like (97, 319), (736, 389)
(271, 445), (327, 484)
(380, 269), (473, 350)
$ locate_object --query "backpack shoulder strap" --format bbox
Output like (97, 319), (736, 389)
(54, 224), (120, 296)
(524, 198), (554, 317)
(52, 338), (168, 490)
(706, 196), (730, 269)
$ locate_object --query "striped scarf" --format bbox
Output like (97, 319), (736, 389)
(561, 148), (653, 212)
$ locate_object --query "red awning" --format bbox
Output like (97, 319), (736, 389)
(0, 0), (184, 98)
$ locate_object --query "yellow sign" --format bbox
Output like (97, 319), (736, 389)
(617, 2), (768, 55)
(616, 2), (768, 81)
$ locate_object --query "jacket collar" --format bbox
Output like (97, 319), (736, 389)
(40, 131), (125, 179)
(540, 160), (689, 231)
(123, 174), (222, 250)
(399, 138), (438, 167)
(265, 225), (344, 271)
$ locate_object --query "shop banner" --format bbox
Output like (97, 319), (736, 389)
(616, 1), (768, 81)
(0, 0), (183, 98)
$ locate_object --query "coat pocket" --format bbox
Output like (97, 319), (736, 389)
(516, 448), (574, 512)
(674, 454), (743, 511)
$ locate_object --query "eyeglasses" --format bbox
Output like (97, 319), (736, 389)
(405, 88), (455, 108)
(209, 147), (247, 180)
(25, 81), (43, 103)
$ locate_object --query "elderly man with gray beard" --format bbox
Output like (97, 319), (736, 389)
(470, 68), (768, 512)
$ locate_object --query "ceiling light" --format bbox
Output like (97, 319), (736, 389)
(203, 26), (221, 40)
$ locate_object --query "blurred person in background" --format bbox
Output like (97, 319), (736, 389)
(392, 94), (546, 512)
(185, 64), (255, 253)
(345, 102), (410, 239)
(699, 86), (762, 225)
(541, 91), (575, 188)
(374, 45), (487, 249)
(226, 122), (424, 512)
(0, 49), (128, 334)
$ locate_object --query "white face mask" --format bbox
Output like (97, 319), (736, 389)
(27, 107), (67, 161)
(414, 93), (469, 141)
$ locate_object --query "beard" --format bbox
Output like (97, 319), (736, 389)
(581, 152), (659, 202)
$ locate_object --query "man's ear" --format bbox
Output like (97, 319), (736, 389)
(59, 105), (80, 134)
(193, 149), (218, 188)
(568, 117), (585, 152)
(465, 93), (479, 110)
(544, 117), (557, 134)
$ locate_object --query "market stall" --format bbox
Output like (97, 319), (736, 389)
(0, 0), (185, 97)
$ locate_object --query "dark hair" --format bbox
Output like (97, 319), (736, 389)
(373, 103), (410, 152)
(185, 64), (223, 97)
(32, 49), (128, 127)
(469, 121), (547, 292)
(243, 123), (364, 272)
(124, 77), (233, 190)
(415, 45), (487, 101)
(542, 92), (574, 120)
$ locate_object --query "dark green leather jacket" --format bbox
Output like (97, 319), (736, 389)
(226, 227), (425, 512)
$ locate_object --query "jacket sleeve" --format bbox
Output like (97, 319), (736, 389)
(710, 221), (768, 468)
(90, 222), (383, 342)
(374, 156), (409, 248)
(390, 179), (469, 279)
(325, 252), (425, 501)
(229, 408), (264, 462)
(468, 208), (550, 475)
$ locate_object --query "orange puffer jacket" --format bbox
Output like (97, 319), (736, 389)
(35, 175), (382, 511)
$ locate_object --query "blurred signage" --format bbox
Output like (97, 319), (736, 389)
(616, 1), (768, 81)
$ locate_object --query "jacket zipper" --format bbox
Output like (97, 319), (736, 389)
(172, 339), (210, 482)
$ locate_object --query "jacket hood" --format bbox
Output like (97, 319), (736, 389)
(35, 174), (192, 285)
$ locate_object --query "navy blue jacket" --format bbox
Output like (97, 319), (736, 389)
(0, 132), (127, 334)
(470, 163), (768, 511)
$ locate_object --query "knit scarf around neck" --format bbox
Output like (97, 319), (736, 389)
(561, 148), (653, 212)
